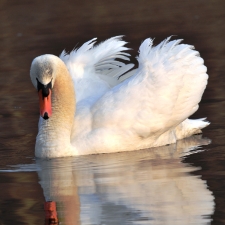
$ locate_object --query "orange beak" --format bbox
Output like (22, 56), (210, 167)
(38, 89), (52, 119)
(44, 201), (58, 225)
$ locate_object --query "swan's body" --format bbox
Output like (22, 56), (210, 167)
(30, 36), (209, 158)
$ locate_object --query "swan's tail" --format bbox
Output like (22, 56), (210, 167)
(175, 118), (210, 140)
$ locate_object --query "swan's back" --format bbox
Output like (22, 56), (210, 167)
(91, 38), (207, 126)
(82, 37), (208, 153)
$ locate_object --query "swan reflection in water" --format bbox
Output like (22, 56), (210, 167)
(37, 135), (214, 225)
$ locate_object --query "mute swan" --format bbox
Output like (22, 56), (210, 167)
(30, 36), (209, 158)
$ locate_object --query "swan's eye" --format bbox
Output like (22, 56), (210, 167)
(36, 78), (52, 97)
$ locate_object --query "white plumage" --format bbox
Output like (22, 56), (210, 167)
(30, 36), (209, 158)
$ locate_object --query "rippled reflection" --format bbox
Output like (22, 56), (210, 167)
(35, 135), (214, 225)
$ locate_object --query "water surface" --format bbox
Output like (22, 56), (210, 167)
(1, 136), (215, 224)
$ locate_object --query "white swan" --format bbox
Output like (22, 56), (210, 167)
(30, 36), (209, 158)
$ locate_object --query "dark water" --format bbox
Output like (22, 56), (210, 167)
(0, 136), (216, 225)
(0, 0), (225, 224)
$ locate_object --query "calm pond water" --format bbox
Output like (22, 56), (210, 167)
(0, 136), (215, 225)
(0, 0), (225, 224)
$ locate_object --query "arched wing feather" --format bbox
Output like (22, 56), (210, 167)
(60, 36), (134, 103)
(91, 37), (208, 138)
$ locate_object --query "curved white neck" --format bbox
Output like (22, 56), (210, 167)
(35, 62), (76, 158)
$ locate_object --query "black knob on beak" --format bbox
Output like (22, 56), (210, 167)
(43, 112), (49, 120)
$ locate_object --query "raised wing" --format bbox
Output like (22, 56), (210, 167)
(60, 36), (134, 104)
(91, 37), (208, 138)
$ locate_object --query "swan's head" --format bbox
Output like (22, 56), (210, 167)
(30, 54), (61, 120)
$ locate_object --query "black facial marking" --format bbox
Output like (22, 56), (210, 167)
(43, 112), (49, 120)
(36, 78), (52, 97)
